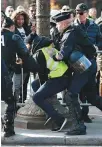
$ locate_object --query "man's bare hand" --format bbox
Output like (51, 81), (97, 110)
(56, 53), (63, 60)
(31, 22), (36, 33)
(16, 58), (23, 64)
(26, 44), (31, 49)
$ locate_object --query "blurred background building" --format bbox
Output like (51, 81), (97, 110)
(1, 0), (102, 17)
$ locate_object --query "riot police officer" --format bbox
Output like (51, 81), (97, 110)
(52, 10), (89, 135)
(1, 59), (15, 137)
(1, 15), (40, 74)
(1, 14), (40, 137)
(53, 5), (102, 133)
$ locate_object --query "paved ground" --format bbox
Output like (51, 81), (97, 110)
(1, 106), (102, 146)
(1, 146), (101, 147)
(2, 146), (101, 147)
(1, 76), (102, 146)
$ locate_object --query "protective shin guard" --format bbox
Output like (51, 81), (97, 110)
(47, 95), (69, 118)
(3, 114), (15, 137)
(3, 103), (15, 137)
(65, 92), (86, 135)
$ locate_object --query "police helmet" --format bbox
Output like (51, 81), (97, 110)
(69, 51), (92, 73)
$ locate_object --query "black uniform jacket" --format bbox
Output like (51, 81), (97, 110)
(59, 25), (97, 61)
(1, 29), (41, 74)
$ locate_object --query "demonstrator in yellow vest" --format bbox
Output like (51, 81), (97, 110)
(41, 43), (68, 78)
(25, 35), (72, 132)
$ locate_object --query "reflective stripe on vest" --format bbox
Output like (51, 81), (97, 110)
(42, 46), (68, 78)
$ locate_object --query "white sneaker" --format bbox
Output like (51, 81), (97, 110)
(44, 117), (51, 126)
(52, 118), (68, 132)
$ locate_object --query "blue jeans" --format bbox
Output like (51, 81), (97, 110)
(32, 79), (40, 92)
(32, 76), (71, 121)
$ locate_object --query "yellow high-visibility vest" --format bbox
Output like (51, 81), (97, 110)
(42, 45), (68, 78)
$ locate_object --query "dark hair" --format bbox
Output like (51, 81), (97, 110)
(12, 10), (29, 27)
(3, 17), (15, 28)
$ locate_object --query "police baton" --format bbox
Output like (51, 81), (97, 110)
(16, 56), (24, 104)
(21, 64), (24, 104)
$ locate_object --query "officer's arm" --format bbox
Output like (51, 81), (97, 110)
(58, 31), (76, 60)
(25, 32), (37, 45)
(12, 34), (41, 72)
(35, 51), (49, 83)
(12, 34), (29, 57)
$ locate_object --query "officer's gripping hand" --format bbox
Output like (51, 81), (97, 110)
(16, 58), (23, 64)
(12, 34), (29, 56)
(53, 52), (64, 61)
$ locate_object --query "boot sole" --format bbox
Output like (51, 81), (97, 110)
(66, 130), (86, 135)
(4, 132), (15, 137)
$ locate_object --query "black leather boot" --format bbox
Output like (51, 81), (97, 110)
(3, 103), (15, 137)
(82, 115), (92, 123)
(3, 113), (15, 137)
(47, 95), (69, 118)
(81, 106), (92, 123)
(65, 92), (86, 135)
(3, 125), (15, 137)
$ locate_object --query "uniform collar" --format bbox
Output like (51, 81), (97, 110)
(61, 25), (73, 36)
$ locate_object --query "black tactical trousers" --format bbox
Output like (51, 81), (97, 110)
(1, 60), (15, 134)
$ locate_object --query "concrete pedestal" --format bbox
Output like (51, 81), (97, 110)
(14, 98), (47, 129)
